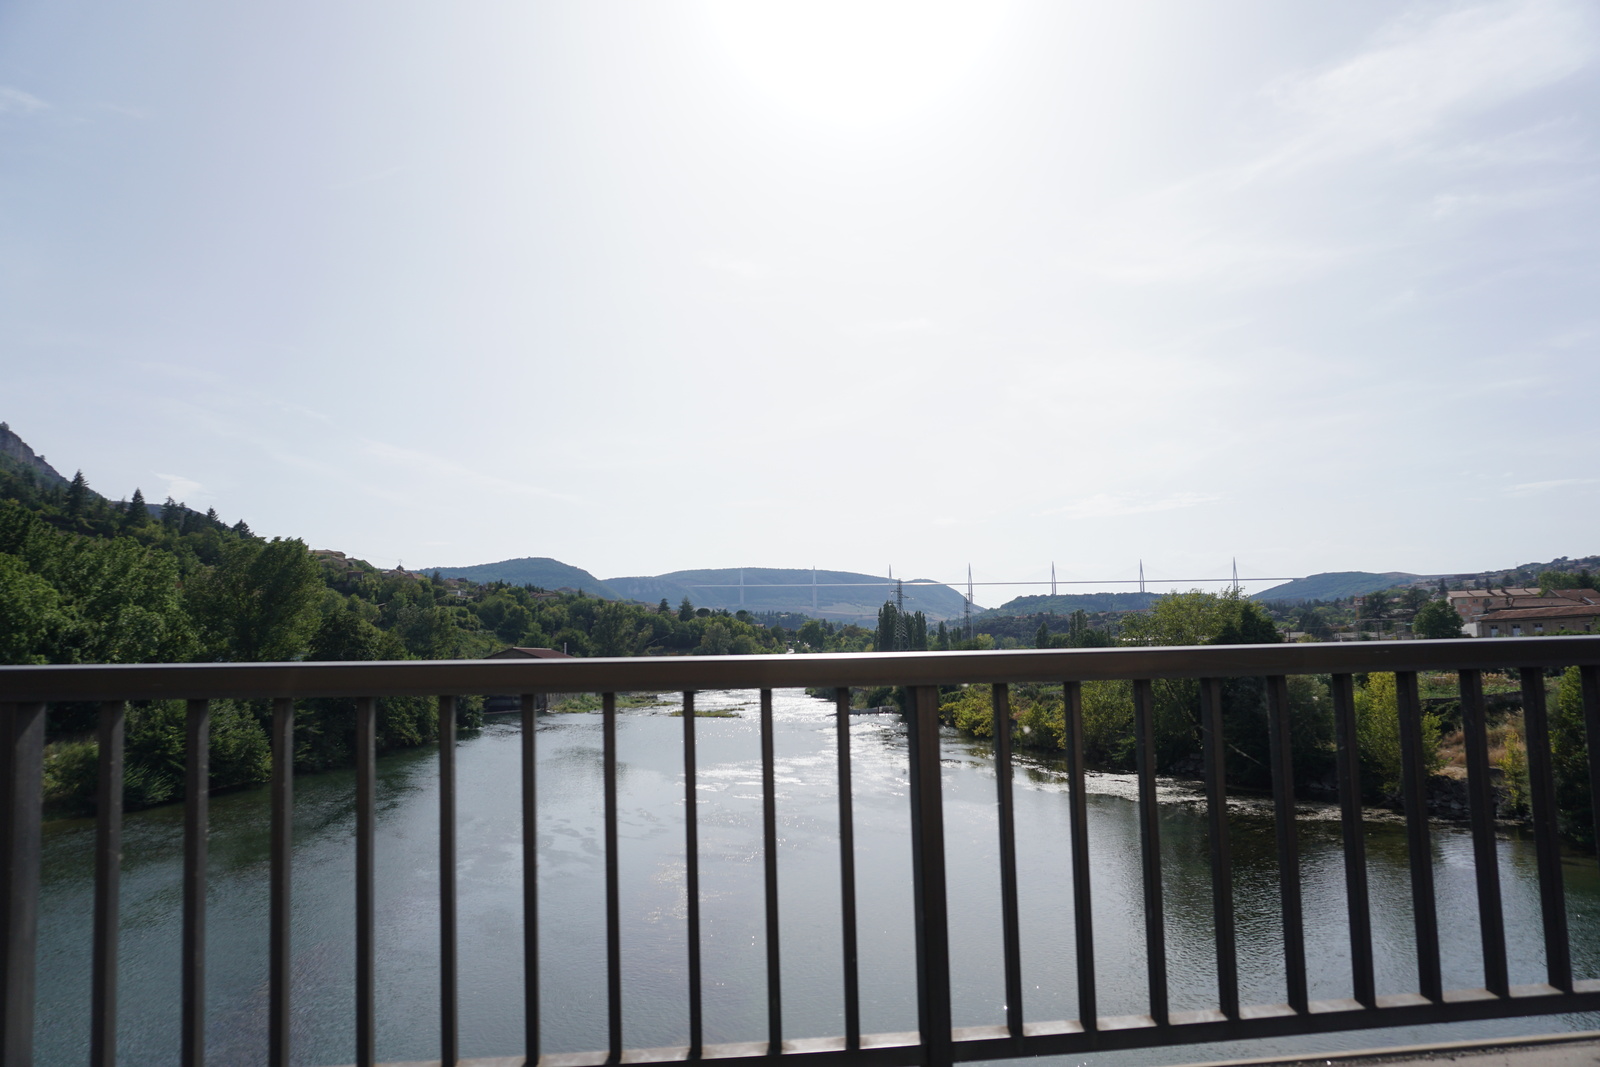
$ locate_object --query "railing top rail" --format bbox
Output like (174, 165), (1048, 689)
(3, 636), (1598, 702)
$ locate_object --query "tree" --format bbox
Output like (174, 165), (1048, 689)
(187, 537), (323, 661)
(1120, 589), (1288, 771)
(1396, 587), (1430, 617)
(1295, 607), (1333, 640)
(1412, 599), (1463, 640)
(65, 471), (89, 518)
(591, 601), (640, 657)
(123, 487), (149, 528)
(0, 553), (62, 664)
(797, 619), (827, 651)
(1354, 672), (1442, 798)
(1551, 667), (1595, 844)
(1361, 590), (1392, 622)
(1539, 568), (1598, 594)
(698, 620), (732, 655)
(678, 597), (695, 622)
(1035, 621), (1051, 649)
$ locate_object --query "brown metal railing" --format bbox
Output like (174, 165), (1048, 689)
(4, 636), (1600, 1067)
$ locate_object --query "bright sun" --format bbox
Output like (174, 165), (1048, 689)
(701, 0), (1010, 127)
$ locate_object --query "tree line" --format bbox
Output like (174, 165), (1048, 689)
(0, 464), (784, 813)
(934, 588), (1595, 844)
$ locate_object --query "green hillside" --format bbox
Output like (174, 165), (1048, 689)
(423, 556), (620, 598)
(1252, 571), (1420, 603)
(606, 567), (971, 622)
(981, 591), (1160, 617)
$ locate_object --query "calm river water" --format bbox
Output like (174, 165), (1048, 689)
(34, 689), (1600, 1065)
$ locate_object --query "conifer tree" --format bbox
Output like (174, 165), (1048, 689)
(66, 470), (89, 518)
(123, 488), (149, 528)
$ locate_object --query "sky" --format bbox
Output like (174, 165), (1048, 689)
(2, 0), (1597, 606)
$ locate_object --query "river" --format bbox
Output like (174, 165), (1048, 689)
(32, 688), (1600, 1065)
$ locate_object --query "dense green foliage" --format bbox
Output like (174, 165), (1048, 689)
(939, 589), (1419, 800)
(1412, 598), (1465, 639)
(0, 461), (787, 813)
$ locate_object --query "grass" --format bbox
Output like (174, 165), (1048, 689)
(1437, 712), (1522, 774)
(549, 692), (673, 714)
(1418, 671), (1522, 700)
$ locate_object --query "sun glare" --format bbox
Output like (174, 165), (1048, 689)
(701, 0), (1010, 126)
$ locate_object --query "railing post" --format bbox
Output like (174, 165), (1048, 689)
(1062, 681), (1096, 1031)
(355, 697), (376, 1067)
(1396, 672), (1441, 1002)
(1199, 679), (1237, 1019)
(835, 690), (861, 1051)
(270, 697), (294, 1067)
(1131, 679), (1168, 1026)
(182, 698), (210, 1067)
(992, 684), (1024, 1043)
(521, 693), (540, 1064)
(1330, 674), (1374, 1008)
(91, 700), (125, 1067)
(1459, 670), (1508, 997)
(759, 689), (783, 1053)
(907, 685), (952, 1067)
(1266, 676), (1306, 1013)
(439, 695), (459, 1067)
(1, 701), (45, 1067)
(1521, 667), (1572, 992)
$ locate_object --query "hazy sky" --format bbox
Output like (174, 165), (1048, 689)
(3, 0), (1597, 605)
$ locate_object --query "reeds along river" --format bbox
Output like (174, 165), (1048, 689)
(32, 688), (1600, 1066)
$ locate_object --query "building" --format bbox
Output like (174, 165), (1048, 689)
(1447, 588), (1540, 621)
(1476, 600), (1600, 637)
(484, 646), (574, 713)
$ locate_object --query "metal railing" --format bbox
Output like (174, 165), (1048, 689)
(4, 636), (1600, 1067)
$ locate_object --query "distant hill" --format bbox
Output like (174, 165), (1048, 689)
(981, 591), (1160, 617)
(1252, 571), (1421, 603)
(423, 556), (621, 598)
(606, 567), (973, 622)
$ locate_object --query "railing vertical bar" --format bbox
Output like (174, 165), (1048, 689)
(1132, 679), (1168, 1027)
(1, 702), (45, 1067)
(1266, 675), (1307, 1013)
(1062, 681), (1096, 1030)
(760, 688), (783, 1052)
(521, 694), (540, 1063)
(1199, 678), (1237, 1020)
(270, 697), (294, 1067)
(683, 691), (703, 1058)
(91, 700), (125, 1067)
(603, 692), (623, 1061)
(182, 698), (210, 1067)
(355, 696), (377, 1067)
(908, 685), (953, 1067)
(834, 690), (861, 1051)
(1584, 666), (1600, 876)
(439, 696), (459, 1067)
(1520, 667), (1572, 992)
(992, 684), (1024, 1040)
(1395, 671), (1441, 1003)
(1459, 670), (1508, 997)
(1330, 673), (1374, 1007)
